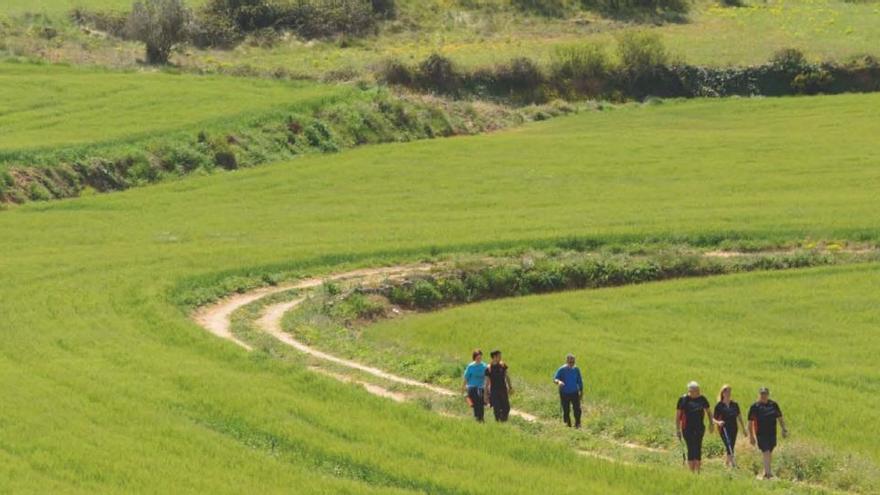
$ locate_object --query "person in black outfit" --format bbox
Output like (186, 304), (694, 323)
(713, 384), (746, 468)
(485, 350), (513, 422)
(675, 381), (714, 473)
(749, 387), (788, 479)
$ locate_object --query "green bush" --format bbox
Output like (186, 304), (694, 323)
(770, 48), (809, 74)
(126, 0), (191, 64)
(412, 280), (444, 309)
(617, 31), (670, 71)
(378, 58), (414, 85)
(478, 57), (547, 102)
(416, 54), (461, 95)
(582, 0), (690, 17)
(550, 43), (611, 97)
(511, 0), (572, 17)
(371, 0), (397, 18)
(304, 121), (340, 152)
(792, 69), (834, 95)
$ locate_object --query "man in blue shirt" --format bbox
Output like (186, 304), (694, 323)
(553, 353), (584, 428)
(462, 349), (489, 422)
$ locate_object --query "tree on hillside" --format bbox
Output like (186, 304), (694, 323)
(127, 0), (191, 65)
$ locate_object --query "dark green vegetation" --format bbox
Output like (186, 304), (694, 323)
(382, 42), (880, 102)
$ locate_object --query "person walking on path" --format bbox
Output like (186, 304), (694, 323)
(714, 384), (746, 468)
(553, 354), (584, 429)
(462, 349), (489, 422)
(676, 381), (714, 473)
(486, 349), (513, 422)
(749, 387), (788, 479)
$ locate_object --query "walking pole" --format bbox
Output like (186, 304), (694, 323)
(721, 426), (737, 468)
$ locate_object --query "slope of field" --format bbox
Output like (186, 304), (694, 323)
(364, 264), (880, 462)
(1, 94), (879, 492)
(0, 61), (348, 157)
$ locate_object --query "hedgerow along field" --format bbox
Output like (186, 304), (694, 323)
(1, 92), (879, 492)
(3, 1), (879, 79)
(0, 61), (350, 160)
(357, 264), (880, 484)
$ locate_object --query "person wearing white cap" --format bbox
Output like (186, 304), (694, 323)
(675, 381), (714, 473)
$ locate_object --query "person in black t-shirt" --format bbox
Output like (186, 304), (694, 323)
(485, 350), (513, 422)
(748, 387), (789, 479)
(675, 381), (714, 473)
(713, 384), (746, 468)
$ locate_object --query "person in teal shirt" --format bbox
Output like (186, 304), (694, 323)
(462, 349), (489, 422)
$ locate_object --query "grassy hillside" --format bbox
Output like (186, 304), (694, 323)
(1, 94), (878, 492)
(364, 265), (880, 462)
(0, 61), (349, 158)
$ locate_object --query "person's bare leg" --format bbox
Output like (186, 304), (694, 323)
(762, 451), (773, 478)
(695, 460), (701, 473)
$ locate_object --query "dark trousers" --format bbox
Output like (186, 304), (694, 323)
(560, 392), (581, 427)
(490, 391), (510, 422)
(468, 387), (485, 421)
(720, 425), (738, 454)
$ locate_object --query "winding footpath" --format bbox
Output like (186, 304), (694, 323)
(192, 264), (537, 421)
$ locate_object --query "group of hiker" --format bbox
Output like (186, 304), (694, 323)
(463, 350), (788, 479)
(677, 381), (787, 479)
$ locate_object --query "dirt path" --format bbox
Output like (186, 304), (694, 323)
(193, 263), (537, 421)
(192, 265), (431, 351)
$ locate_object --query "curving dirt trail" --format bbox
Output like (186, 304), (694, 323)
(192, 264), (537, 421)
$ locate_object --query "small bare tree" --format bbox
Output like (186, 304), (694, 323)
(127, 0), (191, 65)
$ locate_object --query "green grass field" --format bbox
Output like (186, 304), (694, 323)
(363, 265), (880, 462)
(0, 61), (348, 158)
(2, 93), (879, 492)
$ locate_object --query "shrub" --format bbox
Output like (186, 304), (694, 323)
(189, 9), (242, 48)
(484, 57), (547, 102)
(792, 69), (834, 95)
(770, 48), (809, 74)
(304, 121), (340, 152)
(550, 43), (611, 97)
(511, 0), (571, 17)
(415, 54), (461, 95)
(280, 0), (376, 39)
(412, 280), (444, 309)
(378, 58), (414, 86)
(200, 0), (278, 32)
(617, 31), (670, 71)
(371, 0), (397, 18)
(28, 182), (53, 202)
(126, 0), (191, 64)
(582, 0), (690, 17)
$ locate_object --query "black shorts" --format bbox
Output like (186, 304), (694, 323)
(757, 434), (777, 453)
(683, 429), (705, 461)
